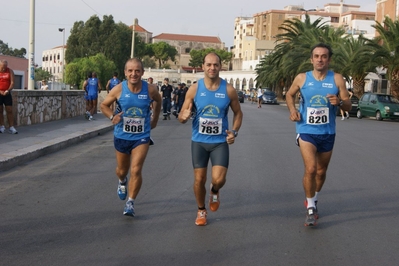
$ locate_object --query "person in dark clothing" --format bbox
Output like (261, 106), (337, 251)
(160, 78), (174, 120)
(175, 83), (187, 117)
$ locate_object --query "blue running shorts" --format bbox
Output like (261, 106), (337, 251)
(296, 133), (335, 153)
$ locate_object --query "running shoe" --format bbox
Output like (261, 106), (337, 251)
(304, 199), (318, 219)
(305, 207), (317, 226)
(123, 200), (135, 217)
(195, 209), (207, 226)
(117, 180), (127, 200)
(209, 184), (220, 212)
(89, 116), (94, 121)
(85, 112), (90, 120)
(8, 126), (18, 134)
(0, 125), (5, 133)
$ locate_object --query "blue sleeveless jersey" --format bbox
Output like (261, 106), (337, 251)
(192, 79), (230, 143)
(87, 78), (99, 96)
(109, 78), (120, 90)
(297, 70), (339, 134)
(114, 80), (152, 141)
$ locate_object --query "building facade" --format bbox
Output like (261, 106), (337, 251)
(152, 33), (224, 71)
(41, 45), (66, 83)
(376, 0), (399, 24)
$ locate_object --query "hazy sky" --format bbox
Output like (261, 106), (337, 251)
(1, 0), (376, 66)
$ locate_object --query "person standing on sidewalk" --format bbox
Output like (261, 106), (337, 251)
(0, 60), (17, 134)
(100, 58), (161, 217)
(160, 78), (173, 120)
(178, 52), (243, 226)
(285, 43), (351, 227)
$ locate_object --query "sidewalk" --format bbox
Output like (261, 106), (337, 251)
(0, 114), (113, 173)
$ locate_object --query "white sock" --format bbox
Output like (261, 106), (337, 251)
(306, 196), (317, 209)
(315, 192), (319, 202)
(128, 198), (134, 202)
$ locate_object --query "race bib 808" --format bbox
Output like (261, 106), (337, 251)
(123, 117), (145, 133)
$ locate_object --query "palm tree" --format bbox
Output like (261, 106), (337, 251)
(334, 35), (378, 98)
(370, 16), (399, 98)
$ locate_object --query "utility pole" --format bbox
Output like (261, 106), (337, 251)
(130, 18), (138, 58)
(28, 0), (35, 90)
(58, 28), (65, 87)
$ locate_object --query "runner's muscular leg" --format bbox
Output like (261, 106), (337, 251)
(115, 150), (131, 182)
(211, 165), (227, 191)
(128, 143), (150, 199)
(298, 138), (318, 198)
(315, 150), (333, 192)
(194, 168), (207, 208)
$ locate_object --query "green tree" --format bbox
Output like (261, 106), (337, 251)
(65, 53), (116, 89)
(142, 55), (156, 68)
(34, 67), (52, 82)
(65, 15), (143, 77)
(148, 42), (177, 68)
(335, 36), (378, 98)
(370, 16), (399, 98)
(188, 48), (233, 69)
(0, 40), (26, 58)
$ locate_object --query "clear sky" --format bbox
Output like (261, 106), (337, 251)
(1, 0), (376, 66)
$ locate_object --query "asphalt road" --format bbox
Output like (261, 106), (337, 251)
(1, 101), (399, 266)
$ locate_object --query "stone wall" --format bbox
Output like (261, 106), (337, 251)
(2, 90), (87, 126)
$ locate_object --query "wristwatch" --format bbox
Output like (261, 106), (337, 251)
(109, 115), (114, 120)
(231, 130), (238, 137)
(339, 100), (343, 106)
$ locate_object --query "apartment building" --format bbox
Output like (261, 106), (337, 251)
(376, 0), (399, 23)
(231, 1), (375, 71)
(41, 45), (66, 82)
(152, 33), (224, 71)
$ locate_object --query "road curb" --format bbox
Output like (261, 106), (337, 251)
(0, 124), (113, 173)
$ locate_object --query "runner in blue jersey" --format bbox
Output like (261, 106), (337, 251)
(178, 52), (243, 226)
(106, 72), (121, 112)
(286, 43), (351, 227)
(100, 58), (162, 217)
(106, 72), (121, 93)
(82, 72), (92, 119)
(86, 72), (102, 121)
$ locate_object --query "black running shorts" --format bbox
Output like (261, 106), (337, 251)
(191, 141), (229, 168)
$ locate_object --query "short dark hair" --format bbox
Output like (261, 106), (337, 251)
(311, 43), (333, 58)
(202, 52), (222, 65)
(124, 58), (144, 71)
(113, 72), (118, 77)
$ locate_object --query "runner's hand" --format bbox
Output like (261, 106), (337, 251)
(112, 111), (123, 124)
(326, 94), (339, 106)
(225, 130), (235, 145)
(289, 110), (301, 122)
(179, 103), (192, 122)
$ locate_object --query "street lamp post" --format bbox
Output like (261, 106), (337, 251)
(58, 28), (65, 87)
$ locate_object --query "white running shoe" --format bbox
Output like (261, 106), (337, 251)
(8, 126), (18, 134)
(0, 125), (5, 133)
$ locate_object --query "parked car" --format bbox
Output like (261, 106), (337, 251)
(237, 91), (244, 103)
(336, 95), (359, 117)
(357, 92), (399, 121)
(262, 91), (278, 104)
